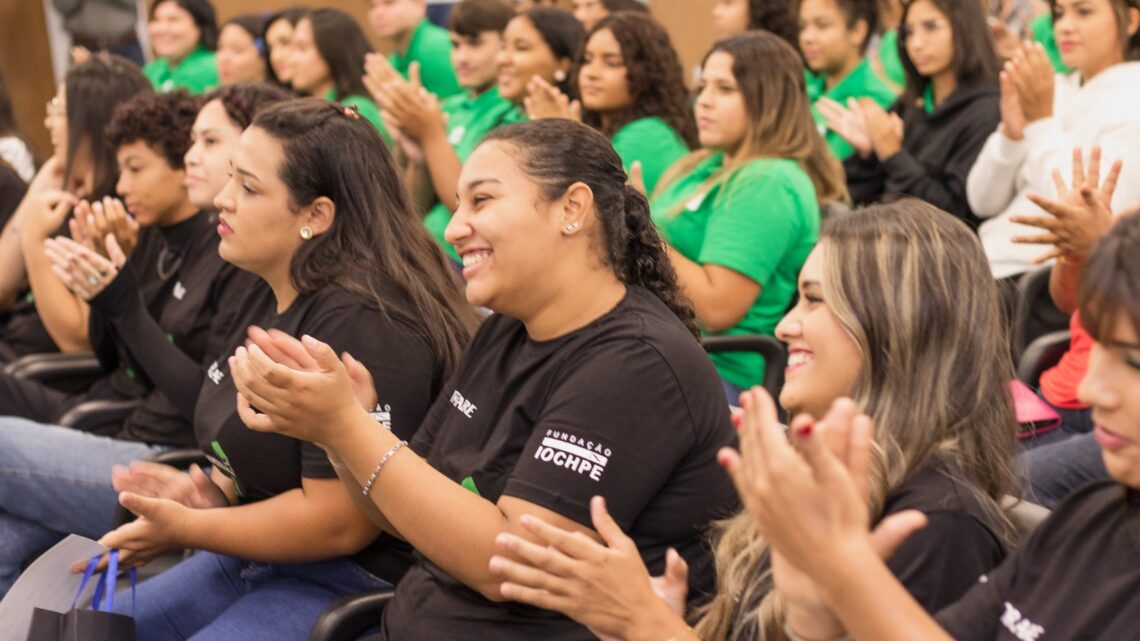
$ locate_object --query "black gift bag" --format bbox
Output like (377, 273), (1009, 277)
(25, 551), (136, 641)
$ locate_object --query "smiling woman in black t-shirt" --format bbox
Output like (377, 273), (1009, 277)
(231, 119), (739, 641)
(83, 99), (478, 640)
(718, 202), (1140, 641)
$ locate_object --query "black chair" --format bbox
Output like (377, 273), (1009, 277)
(3, 351), (105, 394)
(701, 334), (787, 401)
(309, 588), (394, 641)
(1011, 266), (1069, 359)
(1016, 330), (1071, 389)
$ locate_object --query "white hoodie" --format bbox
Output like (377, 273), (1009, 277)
(967, 61), (1140, 280)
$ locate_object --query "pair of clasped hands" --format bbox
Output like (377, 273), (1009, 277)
(22, 157), (139, 301)
(76, 325), (381, 573)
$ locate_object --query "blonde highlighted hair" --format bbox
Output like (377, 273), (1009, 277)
(693, 200), (1019, 641)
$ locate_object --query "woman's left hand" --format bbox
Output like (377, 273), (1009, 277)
(78, 493), (191, 571)
(489, 496), (691, 641)
(42, 235), (125, 301)
(862, 100), (903, 160)
(231, 332), (369, 447)
(1008, 41), (1054, 123)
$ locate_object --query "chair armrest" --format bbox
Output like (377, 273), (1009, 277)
(57, 399), (141, 431)
(1016, 330), (1072, 388)
(701, 335), (787, 400)
(308, 589), (395, 641)
(3, 352), (103, 381)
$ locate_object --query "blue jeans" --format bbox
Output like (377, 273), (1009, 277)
(0, 416), (167, 596)
(123, 551), (390, 641)
(1017, 393), (1106, 508)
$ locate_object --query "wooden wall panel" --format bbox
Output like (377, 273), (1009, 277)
(0, 0), (56, 161)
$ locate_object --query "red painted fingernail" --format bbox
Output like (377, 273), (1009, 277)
(796, 423), (814, 437)
(717, 452), (731, 468)
(731, 414), (742, 428)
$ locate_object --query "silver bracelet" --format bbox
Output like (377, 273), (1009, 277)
(361, 440), (408, 497)
(782, 621), (850, 641)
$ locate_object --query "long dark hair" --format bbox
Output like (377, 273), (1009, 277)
(482, 119), (698, 337)
(0, 69), (21, 138)
(264, 6), (308, 87)
(150, 0), (219, 51)
(660, 32), (847, 206)
(305, 8), (372, 101)
(575, 12), (698, 148)
(252, 99), (478, 378)
(520, 8), (586, 96)
(898, 0), (1000, 107)
(64, 54), (153, 200)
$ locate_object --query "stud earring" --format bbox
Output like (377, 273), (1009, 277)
(299, 226), (313, 240)
(554, 69), (567, 83)
(564, 221), (580, 233)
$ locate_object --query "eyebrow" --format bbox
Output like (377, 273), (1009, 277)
(799, 279), (822, 288)
(1105, 339), (1140, 350)
(463, 178), (502, 191)
(235, 167), (260, 182)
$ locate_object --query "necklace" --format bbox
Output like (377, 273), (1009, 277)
(156, 246), (184, 281)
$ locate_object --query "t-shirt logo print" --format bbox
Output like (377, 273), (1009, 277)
(534, 429), (611, 481)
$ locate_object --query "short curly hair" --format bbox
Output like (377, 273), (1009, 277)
(106, 90), (202, 170)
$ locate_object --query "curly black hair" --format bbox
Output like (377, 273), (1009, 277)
(575, 12), (698, 148)
(106, 90), (202, 170)
(747, 0), (800, 52)
(205, 83), (291, 130)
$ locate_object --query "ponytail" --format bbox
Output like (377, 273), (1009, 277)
(620, 186), (699, 337)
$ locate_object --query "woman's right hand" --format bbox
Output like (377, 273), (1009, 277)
(110, 460), (229, 510)
(818, 97), (873, 157)
(999, 66), (1026, 141)
(720, 392), (929, 633)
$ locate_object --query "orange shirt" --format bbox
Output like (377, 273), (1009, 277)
(1040, 312), (1091, 409)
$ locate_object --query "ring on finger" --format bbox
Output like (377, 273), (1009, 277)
(87, 275), (100, 286)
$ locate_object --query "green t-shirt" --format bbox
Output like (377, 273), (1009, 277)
(423, 87), (525, 261)
(1030, 13), (1070, 73)
(611, 117), (689, 196)
(143, 46), (218, 94)
(391, 19), (462, 99)
(651, 154), (820, 389)
(876, 29), (906, 91)
(807, 59), (899, 160)
(325, 90), (392, 146)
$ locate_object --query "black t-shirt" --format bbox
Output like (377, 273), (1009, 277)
(87, 211), (249, 446)
(381, 285), (739, 641)
(937, 481), (1140, 640)
(884, 464), (1008, 612)
(194, 283), (439, 580)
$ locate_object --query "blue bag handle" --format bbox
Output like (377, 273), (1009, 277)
(72, 550), (137, 614)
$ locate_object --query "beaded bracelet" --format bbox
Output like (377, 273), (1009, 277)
(361, 440), (408, 497)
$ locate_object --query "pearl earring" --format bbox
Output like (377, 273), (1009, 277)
(564, 222), (580, 233)
(299, 226), (313, 240)
(554, 69), (567, 83)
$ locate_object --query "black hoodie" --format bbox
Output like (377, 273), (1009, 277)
(844, 81), (1000, 228)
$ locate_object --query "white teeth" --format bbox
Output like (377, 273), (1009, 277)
(787, 352), (813, 368)
(462, 251), (490, 268)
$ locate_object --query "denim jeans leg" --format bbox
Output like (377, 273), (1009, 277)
(0, 416), (168, 595)
(1019, 432), (1109, 509)
(129, 553), (391, 641)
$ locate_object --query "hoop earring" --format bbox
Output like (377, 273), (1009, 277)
(299, 226), (313, 240)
